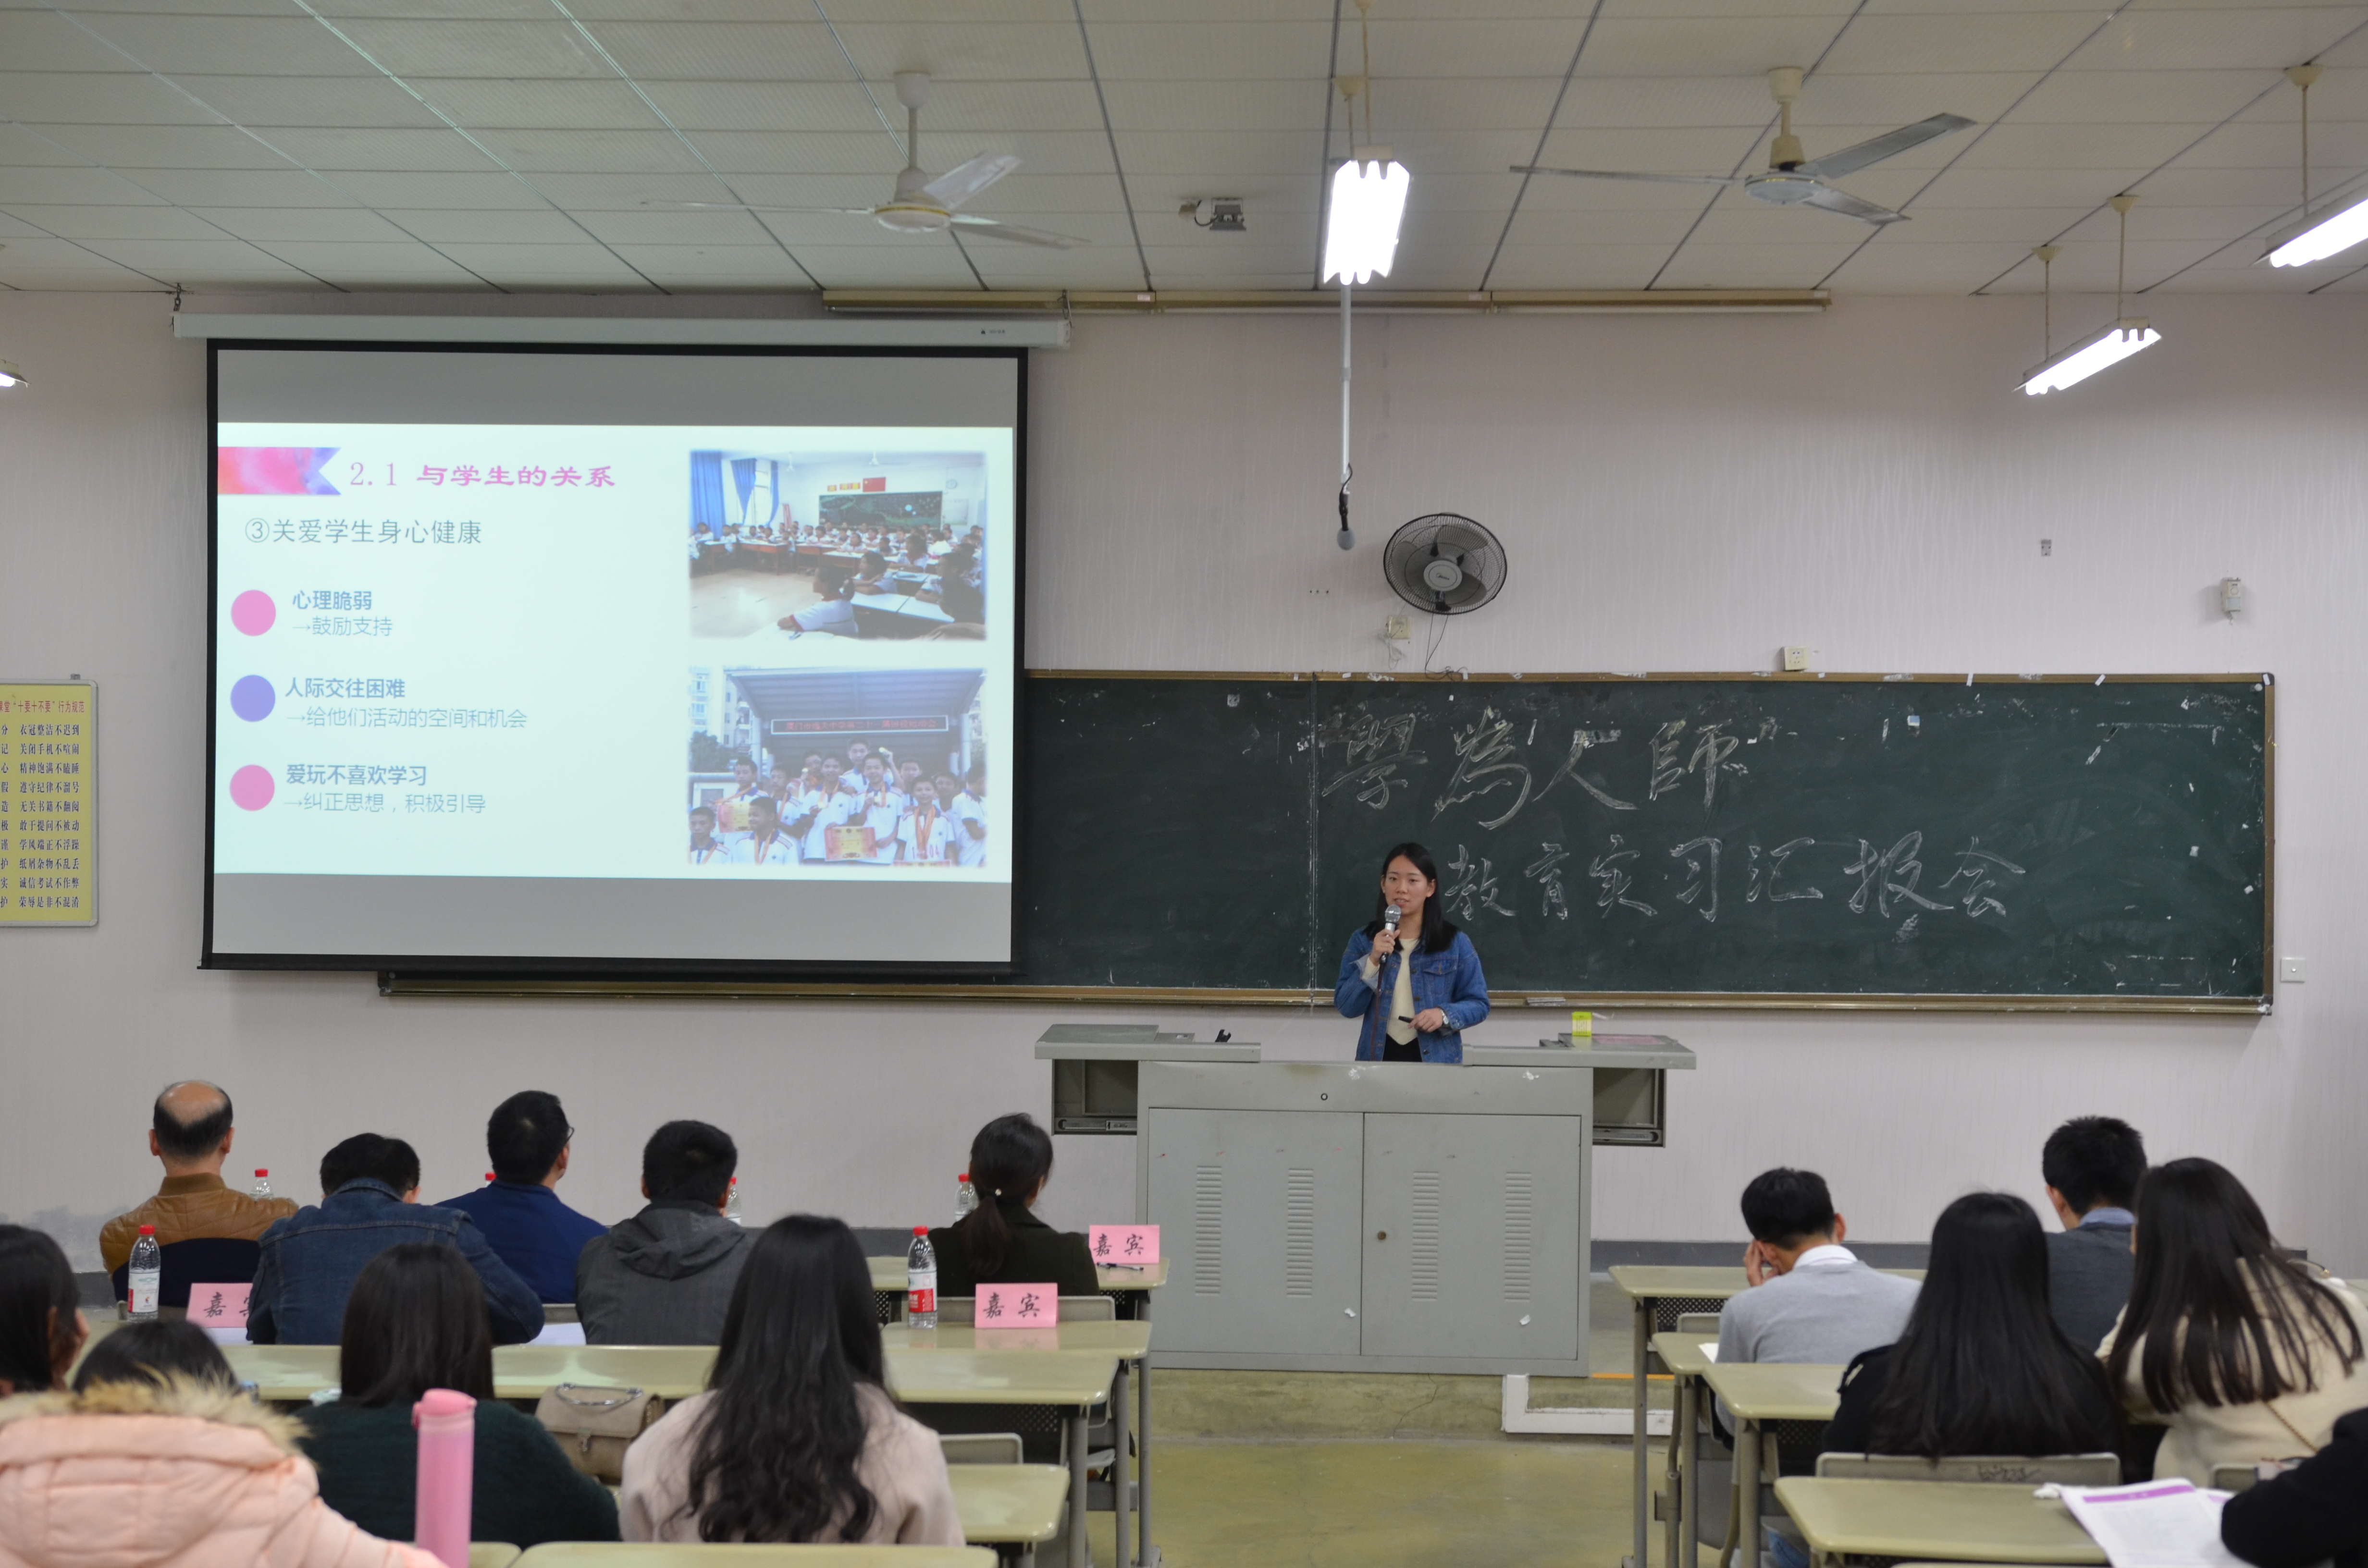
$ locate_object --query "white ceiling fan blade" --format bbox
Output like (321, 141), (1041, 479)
(641, 201), (879, 216)
(1791, 183), (1910, 225)
(1794, 113), (1973, 180)
(922, 152), (1020, 210)
(1511, 164), (1739, 187)
(947, 214), (1090, 249)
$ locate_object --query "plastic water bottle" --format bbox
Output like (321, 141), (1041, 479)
(412, 1388), (476, 1568)
(725, 1177), (743, 1225)
(250, 1169), (272, 1200)
(956, 1171), (977, 1219)
(127, 1225), (160, 1321)
(906, 1226), (938, 1328)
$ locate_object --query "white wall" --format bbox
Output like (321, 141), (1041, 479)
(2, 290), (2361, 1272)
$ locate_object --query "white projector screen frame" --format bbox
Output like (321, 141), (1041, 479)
(202, 341), (1027, 979)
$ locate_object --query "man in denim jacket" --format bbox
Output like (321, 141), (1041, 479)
(247, 1132), (543, 1345)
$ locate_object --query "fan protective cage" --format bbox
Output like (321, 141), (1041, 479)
(1382, 513), (1509, 617)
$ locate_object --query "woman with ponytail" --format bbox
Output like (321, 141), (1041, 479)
(926, 1114), (1099, 1299)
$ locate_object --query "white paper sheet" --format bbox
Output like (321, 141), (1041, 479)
(2061, 1481), (2246, 1568)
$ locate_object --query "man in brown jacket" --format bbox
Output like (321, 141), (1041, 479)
(99, 1081), (296, 1274)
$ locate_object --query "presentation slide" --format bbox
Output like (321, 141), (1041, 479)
(206, 345), (1022, 970)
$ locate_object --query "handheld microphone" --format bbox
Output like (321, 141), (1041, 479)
(1384, 904), (1401, 932)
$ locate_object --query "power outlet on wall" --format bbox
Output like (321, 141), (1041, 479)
(1782, 646), (1817, 672)
(2281, 956), (2307, 983)
(1383, 615), (1411, 641)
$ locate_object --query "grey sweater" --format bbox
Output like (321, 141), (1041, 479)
(2047, 1220), (2135, 1353)
(575, 1200), (753, 1346)
(1714, 1251), (1921, 1430)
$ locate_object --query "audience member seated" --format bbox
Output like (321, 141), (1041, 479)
(0, 1237), (434, 1568)
(435, 1090), (606, 1305)
(778, 564), (859, 636)
(936, 548), (985, 626)
(2222, 1408), (2368, 1568)
(2043, 1115), (2147, 1351)
(926, 1113), (1098, 1299)
(0, 1226), (85, 1396)
(1824, 1192), (2119, 1458)
(71, 1320), (236, 1396)
(2102, 1158), (2368, 1485)
(298, 1243), (619, 1547)
(1715, 1167), (1920, 1433)
(577, 1120), (752, 1345)
(618, 1215), (961, 1544)
(247, 1133), (542, 1347)
(99, 1081), (296, 1294)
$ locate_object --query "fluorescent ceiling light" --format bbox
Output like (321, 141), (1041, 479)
(0, 358), (24, 389)
(1323, 159), (1410, 286)
(2019, 319), (2159, 396)
(2265, 191), (2368, 267)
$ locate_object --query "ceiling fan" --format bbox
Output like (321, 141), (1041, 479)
(1512, 67), (1972, 226)
(648, 71), (1088, 249)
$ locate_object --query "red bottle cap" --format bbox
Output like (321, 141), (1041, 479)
(959, 1172), (970, 1180)
(137, 1225), (155, 1235)
(913, 1225), (927, 1236)
(255, 1169), (268, 1177)
(485, 1173), (495, 1182)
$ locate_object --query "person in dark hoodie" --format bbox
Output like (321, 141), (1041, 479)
(575, 1120), (753, 1345)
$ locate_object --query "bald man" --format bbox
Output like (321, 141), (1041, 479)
(99, 1081), (297, 1277)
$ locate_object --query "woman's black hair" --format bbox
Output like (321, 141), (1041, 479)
(683, 1215), (885, 1544)
(815, 564), (854, 600)
(337, 1242), (495, 1408)
(0, 1225), (78, 1395)
(2109, 1157), (2362, 1412)
(1361, 841), (1460, 949)
(72, 1320), (235, 1395)
(1864, 1192), (2116, 1458)
(952, 1113), (1056, 1281)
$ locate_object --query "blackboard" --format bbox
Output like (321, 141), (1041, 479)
(1016, 672), (2272, 1011)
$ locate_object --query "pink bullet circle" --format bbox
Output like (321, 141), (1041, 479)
(229, 765), (275, 811)
(231, 591), (275, 636)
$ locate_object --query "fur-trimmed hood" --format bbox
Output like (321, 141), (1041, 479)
(0, 1375), (430, 1568)
(0, 1375), (308, 1452)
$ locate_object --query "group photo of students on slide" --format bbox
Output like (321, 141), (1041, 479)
(691, 742), (987, 871)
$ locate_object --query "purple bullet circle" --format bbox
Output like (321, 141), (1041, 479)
(230, 675), (275, 722)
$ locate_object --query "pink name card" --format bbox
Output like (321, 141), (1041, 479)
(1089, 1224), (1159, 1267)
(976, 1282), (1057, 1327)
(190, 1282), (251, 1326)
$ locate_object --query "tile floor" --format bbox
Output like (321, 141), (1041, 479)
(691, 564), (825, 638)
(1086, 1435), (1635, 1568)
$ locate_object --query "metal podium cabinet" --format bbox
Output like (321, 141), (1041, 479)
(1145, 1107), (1363, 1358)
(1137, 1056), (1622, 1375)
(1359, 1113), (1583, 1360)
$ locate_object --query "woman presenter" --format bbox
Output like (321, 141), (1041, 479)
(1333, 841), (1491, 1064)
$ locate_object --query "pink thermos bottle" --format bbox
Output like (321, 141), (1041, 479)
(411, 1388), (475, 1568)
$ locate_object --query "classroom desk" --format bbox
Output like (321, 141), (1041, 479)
(867, 1257), (1173, 1297)
(1651, 1332), (1719, 1568)
(473, 1549), (521, 1568)
(1772, 1478), (2105, 1568)
(851, 592), (954, 637)
(948, 1463), (1071, 1554)
(1611, 1266), (1920, 1568)
(890, 1322), (1150, 1568)
(1702, 1361), (1844, 1568)
(222, 1341), (1117, 1568)
(513, 1547), (994, 1567)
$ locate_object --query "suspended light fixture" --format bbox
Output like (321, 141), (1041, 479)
(0, 358), (25, 390)
(1325, 0), (1407, 551)
(2020, 195), (2159, 396)
(2258, 64), (2368, 268)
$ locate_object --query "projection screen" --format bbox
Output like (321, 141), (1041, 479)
(205, 343), (1023, 973)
